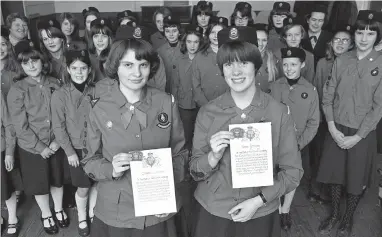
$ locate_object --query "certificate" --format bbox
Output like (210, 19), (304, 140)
(130, 148), (177, 217)
(229, 122), (273, 188)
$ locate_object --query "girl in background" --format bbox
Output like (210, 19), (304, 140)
(59, 12), (86, 50)
(82, 7), (100, 46)
(230, 2), (253, 27)
(267, 2), (292, 50)
(150, 7), (172, 50)
(191, 1), (214, 37)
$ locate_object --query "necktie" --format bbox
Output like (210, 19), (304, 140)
(121, 104), (147, 129)
(310, 36), (317, 48)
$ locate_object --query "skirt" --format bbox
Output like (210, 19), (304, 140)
(178, 107), (198, 152)
(18, 147), (67, 195)
(63, 149), (92, 188)
(91, 216), (178, 237)
(192, 202), (281, 237)
(316, 123), (377, 195)
(1, 149), (24, 201)
(377, 120), (382, 154)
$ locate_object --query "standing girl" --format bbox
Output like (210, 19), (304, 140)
(5, 13), (29, 52)
(267, 2), (291, 50)
(82, 7), (100, 46)
(191, 1), (213, 37)
(150, 7), (172, 50)
(1, 26), (19, 97)
(191, 18), (228, 107)
(7, 40), (68, 235)
(59, 12), (87, 50)
(310, 25), (354, 203)
(88, 18), (113, 81)
(37, 19), (66, 84)
(51, 50), (96, 237)
(317, 10), (382, 237)
(81, 38), (188, 237)
(230, 2), (253, 27)
(253, 23), (280, 93)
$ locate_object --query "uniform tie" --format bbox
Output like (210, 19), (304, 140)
(309, 36), (318, 48)
(121, 104), (147, 129)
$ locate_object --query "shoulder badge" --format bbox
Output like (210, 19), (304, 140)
(368, 13), (373, 20)
(371, 67), (379, 76)
(133, 27), (142, 39)
(229, 28), (239, 40)
(157, 112), (171, 129)
(301, 92), (308, 99)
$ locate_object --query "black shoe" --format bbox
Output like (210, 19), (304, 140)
(280, 213), (292, 231)
(41, 216), (59, 235)
(318, 215), (340, 234)
(55, 210), (70, 228)
(3, 218), (20, 237)
(336, 219), (353, 237)
(78, 220), (90, 237)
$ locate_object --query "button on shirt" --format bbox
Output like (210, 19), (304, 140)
(192, 47), (229, 107)
(7, 76), (61, 154)
(1, 93), (16, 155)
(190, 89), (303, 220)
(51, 83), (94, 157)
(157, 43), (182, 94)
(150, 31), (167, 51)
(269, 77), (320, 149)
(172, 53), (196, 109)
(81, 79), (188, 229)
(323, 49), (382, 138)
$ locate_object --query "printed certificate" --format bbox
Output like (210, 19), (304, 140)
(130, 148), (177, 217)
(229, 122), (273, 188)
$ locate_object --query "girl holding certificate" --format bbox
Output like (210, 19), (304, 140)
(81, 39), (188, 237)
(190, 27), (303, 237)
(317, 10), (382, 237)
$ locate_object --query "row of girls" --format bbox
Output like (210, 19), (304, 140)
(1, 1), (382, 237)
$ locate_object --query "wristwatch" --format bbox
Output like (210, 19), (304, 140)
(259, 192), (267, 206)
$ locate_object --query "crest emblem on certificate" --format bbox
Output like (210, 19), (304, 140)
(245, 126), (260, 141)
(128, 151), (143, 161)
(142, 152), (161, 168)
(230, 127), (245, 139)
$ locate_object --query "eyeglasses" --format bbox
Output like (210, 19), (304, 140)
(333, 38), (351, 44)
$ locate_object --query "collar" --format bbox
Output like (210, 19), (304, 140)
(9, 34), (21, 47)
(308, 30), (321, 39)
(352, 48), (380, 62)
(217, 87), (266, 110)
(110, 80), (151, 112)
(25, 75), (47, 86)
(279, 76), (310, 87)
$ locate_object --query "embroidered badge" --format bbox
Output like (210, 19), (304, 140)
(368, 13), (373, 20)
(106, 121), (113, 130)
(134, 27), (142, 39)
(29, 42), (34, 47)
(279, 2), (283, 7)
(229, 28), (239, 40)
(288, 18), (293, 24)
(49, 20), (53, 26)
(157, 113), (171, 129)
(267, 88), (271, 94)
(124, 11), (129, 16)
(287, 50), (292, 56)
(101, 19), (105, 25)
(50, 87), (56, 93)
(301, 92), (308, 99)
(132, 22), (137, 27)
(346, 25), (351, 31)
(371, 67), (379, 76)
(219, 17), (223, 23)
(81, 50), (85, 56)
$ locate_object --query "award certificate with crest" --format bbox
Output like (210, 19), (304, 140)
(130, 148), (177, 217)
(229, 122), (273, 188)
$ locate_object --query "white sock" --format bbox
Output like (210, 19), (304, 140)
(75, 192), (88, 226)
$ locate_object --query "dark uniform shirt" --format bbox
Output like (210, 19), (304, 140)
(192, 47), (229, 107)
(301, 30), (333, 69)
(51, 83), (94, 157)
(313, 57), (334, 121)
(323, 49), (382, 138)
(7, 75), (61, 154)
(190, 89), (303, 220)
(150, 31), (168, 51)
(256, 51), (282, 93)
(269, 77), (320, 149)
(89, 53), (106, 83)
(172, 53), (197, 109)
(268, 29), (286, 51)
(50, 54), (66, 85)
(1, 69), (17, 99)
(157, 43), (182, 93)
(1, 92), (16, 155)
(81, 79), (188, 229)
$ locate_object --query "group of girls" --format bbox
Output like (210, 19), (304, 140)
(1, 1), (382, 237)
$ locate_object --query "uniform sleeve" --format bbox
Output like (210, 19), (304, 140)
(81, 108), (114, 181)
(191, 59), (209, 107)
(170, 96), (189, 184)
(2, 94), (16, 156)
(298, 89), (320, 149)
(51, 91), (76, 157)
(261, 111), (304, 202)
(303, 54), (315, 84)
(189, 106), (219, 181)
(357, 78), (382, 138)
(147, 55), (166, 92)
(322, 58), (339, 122)
(313, 60), (325, 102)
(7, 87), (47, 153)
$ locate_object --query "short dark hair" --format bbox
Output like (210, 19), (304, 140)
(216, 41), (262, 73)
(38, 27), (66, 60)
(191, 3), (213, 25)
(268, 10), (293, 29)
(5, 13), (29, 29)
(59, 12), (80, 40)
(180, 31), (205, 54)
(63, 50), (96, 87)
(230, 8), (253, 26)
(281, 24), (306, 45)
(104, 39), (160, 80)
(354, 20), (382, 46)
(15, 49), (51, 81)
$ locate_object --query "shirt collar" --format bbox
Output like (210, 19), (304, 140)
(110, 80), (151, 112)
(309, 30), (321, 39)
(217, 87), (266, 110)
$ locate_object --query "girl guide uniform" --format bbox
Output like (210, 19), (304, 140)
(190, 27), (303, 237)
(81, 39), (188, 237)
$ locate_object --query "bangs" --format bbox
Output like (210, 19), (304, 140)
(67, 56), (91, 68)
(40, 28), (65, 39)
(217, 41), (262, 71)
(129, 40), (155, 62)
(17, 50), (42, 63)
(196, 8), (213, 16)
(90, 25), (112, 37)
(271, 10), (291, 17)
(354, 20), (380, 32)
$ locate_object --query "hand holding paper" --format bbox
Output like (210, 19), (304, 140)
(112, 153), (132, 178)
(208, 131), (233, 168)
